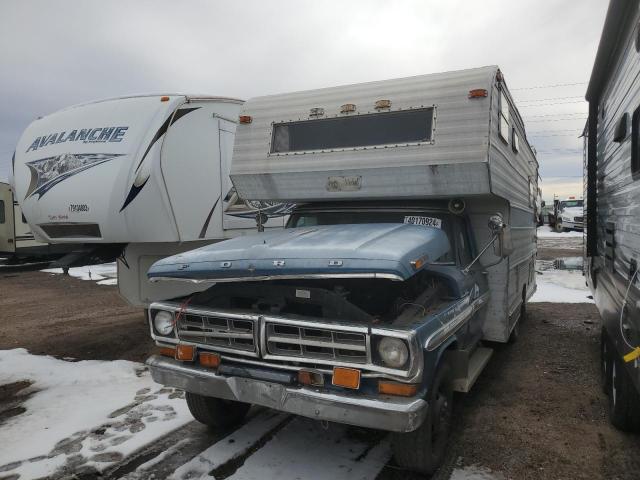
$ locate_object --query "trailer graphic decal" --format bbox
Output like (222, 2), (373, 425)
(25, 153), (124, 199)
(26, 126), (128, 152)
(120, 107), (200, 212)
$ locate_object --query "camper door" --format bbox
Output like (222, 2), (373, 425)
(0, 186), (15, 253)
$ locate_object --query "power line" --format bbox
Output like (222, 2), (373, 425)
(529, 133), (581, 137)
(526, 117), (587, 123)
(518, 95), (585, 103)
(519, 100), (586, 107)
(523, 112), (586, 118)
(511, 81), (588, 91)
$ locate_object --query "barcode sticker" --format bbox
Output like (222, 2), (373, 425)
(404, 216), (442, 229)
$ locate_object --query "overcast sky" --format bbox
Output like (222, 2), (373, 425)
(0, 0), (608, 200)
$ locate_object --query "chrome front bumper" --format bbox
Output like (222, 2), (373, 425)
(146, 355), (428, 432)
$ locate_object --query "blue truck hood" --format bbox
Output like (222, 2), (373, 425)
(148, 223), (451, 282)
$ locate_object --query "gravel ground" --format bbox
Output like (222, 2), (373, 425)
(0, 239), (638, 479)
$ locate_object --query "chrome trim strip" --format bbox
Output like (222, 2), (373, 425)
(148, 272), (405, 284)
(424, 292), (489, 351)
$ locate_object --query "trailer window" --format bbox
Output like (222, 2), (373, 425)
(271, 108), (434, 153)
(632, 106), (640, 176)
(499, 90), (510, 143)
(512, 128), (519, 152)
(0, 200), (5, 224)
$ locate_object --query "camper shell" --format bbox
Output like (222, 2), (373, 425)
(584, 0), (640, 431)
(146, 67), (539, 474)
(12, 94), (289, 305)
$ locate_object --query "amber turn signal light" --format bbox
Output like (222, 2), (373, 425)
(160, 96), (170, 102)
(199, 352), (221, 368)
(159, 346), (176, 358)
(176, 344), (196, 361)
(239, 115), (252, 124)
(378, 381), (418, 397)
(332, 367), (361, 389)
(468, 89), (488, 98)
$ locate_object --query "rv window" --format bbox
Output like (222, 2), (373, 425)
(270, 108), (434, 153)
(0, 200), (4, 224)
(512, 128), (520, 152)
(632, 106), (640, 176)
(613, 113), (628, 143)
(21, 213), (27, 223)
(499, 91), (510, 143)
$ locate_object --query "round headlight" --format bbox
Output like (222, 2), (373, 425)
(153, 310), (174, 336)
(377, 337), (409, 369)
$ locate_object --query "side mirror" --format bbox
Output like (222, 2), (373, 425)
(488, 213), (512, 258)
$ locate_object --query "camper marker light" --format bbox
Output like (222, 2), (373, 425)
(332, 367), (361, 389)
(468, 89), (488, 98)
(153, 310), (174, 335)
(239, 115), (252, 124)
(160, 96), (170, 102)
(374, 99), (391, 110)
(378, 337), (409, 369)
(340, 103), (356, 113)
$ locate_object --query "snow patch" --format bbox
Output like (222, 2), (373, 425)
(42, 262), (118, 286)
(450, 466), (504, 479)
(537, 226), (583, 238)
(0, 349), (190, 478)
(531, 269), (593, 303)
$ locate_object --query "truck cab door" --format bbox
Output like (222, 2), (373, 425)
(0, 187), (16, 254)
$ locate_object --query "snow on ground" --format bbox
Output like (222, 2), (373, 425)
(449, 466), (504, 479)
(531, 268), (593, 303)
(0, 349), (190, 479)
(536, 225), (583, 238)
(42, 262), (118, 286)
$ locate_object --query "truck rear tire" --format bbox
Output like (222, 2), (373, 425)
(555, 221), (564, 233)
(601, 329), (612, 395)
(608, 351), (640, 432)
(185, 392), (250, 429)
(391, 363), (453, 475)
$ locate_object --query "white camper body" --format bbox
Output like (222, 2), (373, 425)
(231, 66), (539, 342)
(0, 181), (43, 256)
(13, 95), (288, 305)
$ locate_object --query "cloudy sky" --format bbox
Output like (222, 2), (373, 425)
(1, 0), (607, 200)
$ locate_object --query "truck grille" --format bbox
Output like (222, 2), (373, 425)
(264, 322), (368, 363)
(177, 313), (256, 353)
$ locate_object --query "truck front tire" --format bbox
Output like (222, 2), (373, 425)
(185, 392), (250, 429)
(391, 363), (453, 475)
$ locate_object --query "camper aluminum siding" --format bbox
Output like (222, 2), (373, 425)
(585, 0), (640, 391)
(232, 66), (537, 205)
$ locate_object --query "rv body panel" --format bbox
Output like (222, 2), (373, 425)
(585, 0), (640, 396)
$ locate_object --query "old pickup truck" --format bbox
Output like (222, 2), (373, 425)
(145, 66), (538, 475)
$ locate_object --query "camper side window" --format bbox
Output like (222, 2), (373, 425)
(0, 200), (5, 224)
(512, 128), (519, 153)
(499, 91), (510, 143)
(632, 105), (640, 176)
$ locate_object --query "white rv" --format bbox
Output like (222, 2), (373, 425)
(0, 181), (40, 257)
(12, 94), (289, 304)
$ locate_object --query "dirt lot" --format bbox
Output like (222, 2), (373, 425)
(1, 242), (639, 479)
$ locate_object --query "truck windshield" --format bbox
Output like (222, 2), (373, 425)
(560, 200), (583, 209)
(287, 210), (454, 263)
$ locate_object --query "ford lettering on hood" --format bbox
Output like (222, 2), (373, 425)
(147, 223), (450, 282)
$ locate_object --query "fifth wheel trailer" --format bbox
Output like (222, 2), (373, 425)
(12, 94), (290, 306)
(584, 0), (640, 431)
(0, 180), (77, 261)
(144, 65), (539, 474)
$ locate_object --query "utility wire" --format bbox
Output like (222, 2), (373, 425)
(519, 100), (586, 107)
(511, 81), (588, 91)
(526, 118), (587, 123)
(523, 112), (586, 118)
(518, 95), (585, 103)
